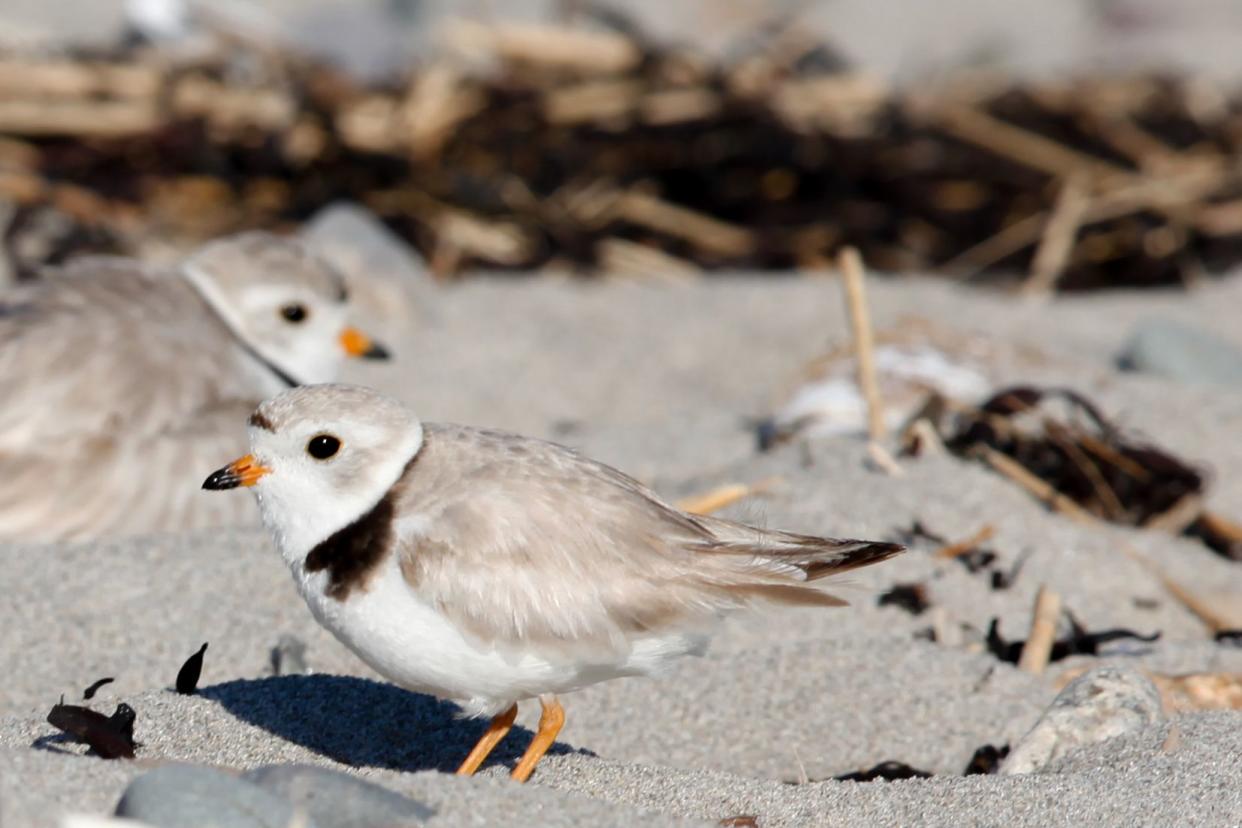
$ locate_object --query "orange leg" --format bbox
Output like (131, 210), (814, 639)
(510, 695), (565, 783)
(455, 703), (518, 776)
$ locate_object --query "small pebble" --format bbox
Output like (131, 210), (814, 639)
(1117, 319), (1242, 385)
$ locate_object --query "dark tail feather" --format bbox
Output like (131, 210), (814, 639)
(694, 536), (905, 580)
(799, 540), (905, 580)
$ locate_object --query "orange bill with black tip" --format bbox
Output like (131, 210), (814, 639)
(339, 327), (390, 360)
(202, 454), (271, 490)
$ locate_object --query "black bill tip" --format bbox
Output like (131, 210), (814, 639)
(361, 340), (391, 360)
(202, 467), (240, 490)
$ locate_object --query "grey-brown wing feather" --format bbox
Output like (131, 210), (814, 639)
(396, 424), (903, 657)
(0, 261), (260, 540)
(0, 259), (250, 453)
(0, 398), (257, 541)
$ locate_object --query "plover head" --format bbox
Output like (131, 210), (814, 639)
(203, 384), (423, 558)
(181, 232), (390, 390)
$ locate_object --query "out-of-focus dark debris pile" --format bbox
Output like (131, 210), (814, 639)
(4, 16), (1242, 287)
(905, 385), (1242, 560)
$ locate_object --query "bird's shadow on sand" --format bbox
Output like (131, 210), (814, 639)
(200, 675), (589, 774)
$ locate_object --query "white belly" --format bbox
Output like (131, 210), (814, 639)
(291, 553), (703, 717)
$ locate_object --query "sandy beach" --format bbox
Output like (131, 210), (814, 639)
(4, 271), (1242, 825)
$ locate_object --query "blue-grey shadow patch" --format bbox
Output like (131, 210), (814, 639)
(200, 675), (587, 773)
(30, 732), (81, 755)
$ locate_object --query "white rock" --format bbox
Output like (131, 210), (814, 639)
(1001, 665), (1165, 775)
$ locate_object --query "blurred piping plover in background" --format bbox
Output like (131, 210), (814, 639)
(204, 383), (904, 782)
(0, 232), (389, 542)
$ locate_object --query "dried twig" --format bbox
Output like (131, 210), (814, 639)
(923, 102), (1130, 184)
(1143, 493), (1204, 534)
(1120, 543), (1234, 633)
(973, 445), (1097, 525)
(837, 246), (885, 442)
(867, 441), (905, 477)
(675, 478), (781, 516)
(1018, 585), (1062, 675)
(933, 524), (997, 560)
(443, 21), (642, 74)
(1022, 173), (1091, 296)
(903, 417), (946, 456)
(1044, 420), (1126, 520)
(1198, 510), (1242, 544)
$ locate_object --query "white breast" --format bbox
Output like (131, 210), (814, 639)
(289, 552), (704, 717)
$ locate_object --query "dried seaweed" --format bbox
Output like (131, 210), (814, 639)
(82, 677), (114, 700)
(877, 582), (930, 615)
(939, 386), (1208, 529)
(990, 549), (1032, 590)
(175, 642), (208, 695)
(835, 761), (933, 782)
(963, 744), (1009, 775)
(46, 698), (136, 759)
(986, 615), (1160, 665)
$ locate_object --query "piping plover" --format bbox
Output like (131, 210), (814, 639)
(0, 232), (389, 542)
(204, 383), (904, 782)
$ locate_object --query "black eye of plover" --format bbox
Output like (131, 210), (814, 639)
(306, 434), (341, 460)
(280, 304), (309, 323)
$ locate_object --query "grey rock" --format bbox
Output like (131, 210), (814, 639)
(115, 764), (312, 828)
(244, 764), (434, 827)
(1117, 318), (1242, 385)
(1001, 665), (1165, 775)
(302, 202), (433, 337)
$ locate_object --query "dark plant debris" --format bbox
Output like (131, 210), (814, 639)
(1214, 630), (1242, 647)
(82, 677), (115, 700)
(175, 642), (208, 695)
(986, 614), (1160, 665)
(46, 698), (137, 759)
(878, 582), (930, 615)
(835, 761), (934, 783)
(990, 549), (1032, 590)
(917, 386), (1231, 556)
(893, 521), (951, 547)
(5, 15), (1242, 288)
(1187, 513), (1242, 561)
(718, 817), (760, 828)
(958, 387), (1203, 525)
(963, 744), (1010, 775)
(892, 520), (1025, 590)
